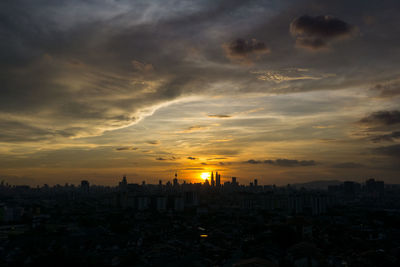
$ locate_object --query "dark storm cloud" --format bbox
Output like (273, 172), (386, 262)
(226, 38), (269, 56)
(290, 15), (356, 50)
(374, 144), (400, 158)
(246, 159), (262, 164)
(360, 110), (400, 126)
(224, 38), (270, 63)
(0, 119), (87, 142)
(331, 162), (364, 168)
(358, 111), (400, 144)
(245, 159), (316, 166)
(1, 0), (254, 141)
(1, 0), (400, 145)
(372, 82), (400, 98)
(291, 15), (354, 39)
(371, 131), (400, 143)
(0, 120), (53, 142)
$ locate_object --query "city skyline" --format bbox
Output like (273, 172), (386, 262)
(1, 0), (400, 186)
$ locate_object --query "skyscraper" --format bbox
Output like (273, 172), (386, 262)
(216, 172), (221, 187)
(119, 175), (128, 191)
(80, 180), (89, 193)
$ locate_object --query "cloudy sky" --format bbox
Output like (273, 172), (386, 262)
(1, 0), (400, 185)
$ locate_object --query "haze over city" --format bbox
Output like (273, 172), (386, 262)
(1, 0), (400, 186)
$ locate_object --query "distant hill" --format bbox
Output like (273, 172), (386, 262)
(291, 180), (342, 190)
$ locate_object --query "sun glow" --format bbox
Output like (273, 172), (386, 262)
(200, 172), (210, 180)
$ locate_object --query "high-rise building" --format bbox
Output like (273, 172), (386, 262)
(232, 177), (237, 185)
(119, 176), (128, 191)
(211, 172), (215, 187)
(254, 179), (258, 187)
(80, 180), (89, 193)
(216, 173), (221, 187)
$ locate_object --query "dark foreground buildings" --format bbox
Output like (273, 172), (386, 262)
(0, 175), (399, 266)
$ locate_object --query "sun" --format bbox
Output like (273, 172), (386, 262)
(200, 172), (210, 180)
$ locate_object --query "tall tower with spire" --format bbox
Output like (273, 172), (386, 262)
(211, 171), (215, 187)
(216, 172), (221, 187)
(119, 175), (128, 191)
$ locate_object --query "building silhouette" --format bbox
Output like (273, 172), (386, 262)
(80, 180), (89, 193)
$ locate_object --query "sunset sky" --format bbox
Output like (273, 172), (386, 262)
(1, 0), (400, 186)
